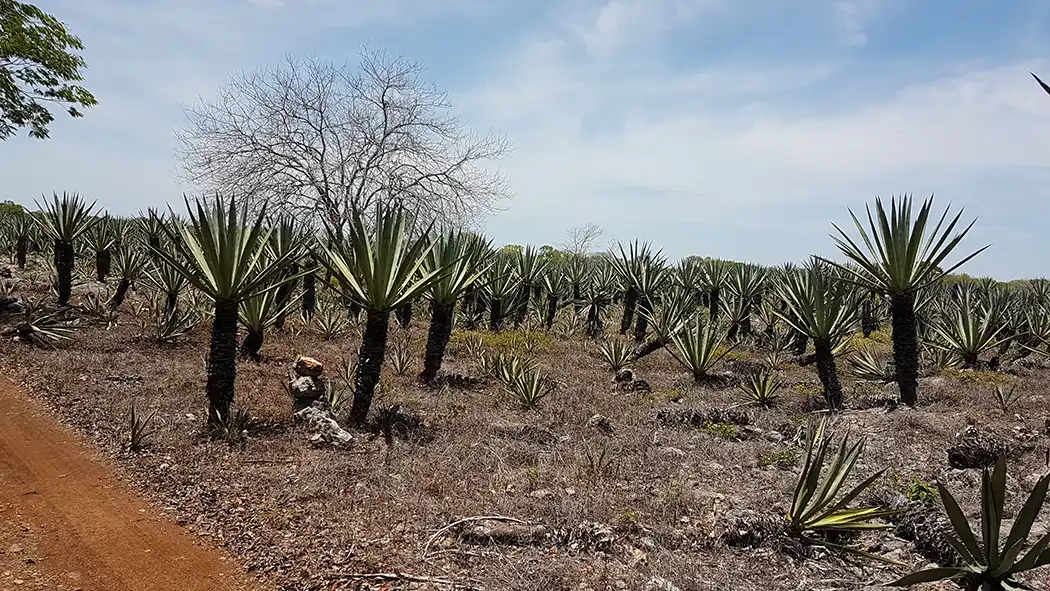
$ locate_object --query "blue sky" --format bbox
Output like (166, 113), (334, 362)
(2, 0), (1050, 279)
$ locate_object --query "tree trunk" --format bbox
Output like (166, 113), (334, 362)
(301, 271), (316, 319)
(15, 237), (27, 270)
(633, 298), (651, 343)
(814, 337), (843, 411)
(54, 240), (74, 306)
(239, 329), (264, 361)
(544, 294), (558, 329)
(420, 301), (455, 384)
(395, 303), (413, 329)
(890, 292), (919, 406)
(206, 299), (239, 425)
(110, 278), (131, 309)
(95, 250), (112, 283)
(619, 288), (637, 334)
(350, 309), (391, 425)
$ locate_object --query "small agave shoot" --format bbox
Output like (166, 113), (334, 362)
(316, 205), (443, 425)
(890, 456), (1050, 590)
(151, 195), (303, 428)
(665, 314), (735, 383)
(597, 338), (632, 372)
(34, 192), (97, 306)
(127, 402), (156, 453)
(788, 418), (899, 562)
(930, 287), (1011, 369)
(418, 231), (491, 384)
(826, 194), (987, 406)
(738, 368), (783, 408)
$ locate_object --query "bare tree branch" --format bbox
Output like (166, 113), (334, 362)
(560, 223), (604, 256)
(175, 47), (511, 231)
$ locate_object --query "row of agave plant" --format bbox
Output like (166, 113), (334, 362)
(6, 190), (1045, 426)
(10, 193), (1050, 587)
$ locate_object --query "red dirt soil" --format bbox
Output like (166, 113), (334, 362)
(0, 379), (264, 591)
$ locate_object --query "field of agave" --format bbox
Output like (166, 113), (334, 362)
(4, 191), (1050, 590)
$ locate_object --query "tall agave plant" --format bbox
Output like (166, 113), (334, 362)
(34, 192), (97, 306)
(316, 205), (441, 425)
(11, 213), (33, 270)
(151, 195), (302, 425)
(419, 231), (491, 383)
(484, 255), (519, 332)
(774, 261), (861, 410)
(265, 216), (305, 330)
(85, 217), (116, 283)
(825, 195), (987, 406)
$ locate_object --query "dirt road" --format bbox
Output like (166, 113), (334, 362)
(0, 380), (264, 591)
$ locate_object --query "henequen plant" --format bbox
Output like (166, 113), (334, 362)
(825, 195), (987, 406)
(889, 456), (1050, 590)
(316, 205), (443, 425)
(34, 192), (97, 306)
(151, 195), (303, 427)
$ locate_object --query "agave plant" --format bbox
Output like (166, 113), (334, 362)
(597, 338), (632, 372)
(929, 287), (1011, 369)
(774, 261), (861, 410)
(630, 287), (695, 362)
(419, 231), (491, 384)
(266, 215), (306, 330)
(844, 347), (894, 383)
(238, 288), (297, 361)
(824, 195), (987, 406)
(503, 367), (554, 410)
(34, 192), (98, 306)
(788, 418), (899, 561)
(108, 244), (147, 310)
(85, 218), (116, 283)
(151, 195), (303, 425)
(11, 213), (34, 270)
(889, 456), (1050, 590)
(665, 315), (735, 382)
(610, 240), (657, 335)
(1, 298), (79, 347)
(140, 259), (190, 317)
(738, 368), (783, 408)
(315, 205), (441, 425)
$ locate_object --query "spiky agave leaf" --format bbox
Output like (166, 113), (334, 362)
(788, 418), (900, 563)
(889, 456), (1050, 588)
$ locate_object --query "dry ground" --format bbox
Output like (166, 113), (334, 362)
(4, 279), (1050, 590)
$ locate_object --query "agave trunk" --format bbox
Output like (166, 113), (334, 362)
(586, 305), (603, 339)
(861, 299), (877, 337)
(420, 301), (455, 384)
(709, 289), (721, 322)
(572, 284), (583, 313)
(629, 338), (663, 362)
(891, 292), (919, 406)
(273, 264), (298, 330)
(395, 302), (413, 329)
(147, 234), (161, 255)
(513, 283), (531, 326)
(633, 297), (651, 343)
(350, 309), (390, 425)
(164, 292), (178, 317)
(619, 288), (638, 334)
(792, 330), (808, 356)
(814, 337), (843, 410)
(206, 299), (239, 424)
(95, 250), (111, 283)
(544, 293), (558, 329)
(347, 299), (362, 320)
(54, 239), (74, 306)
(15, 237), (27, 270)
(489, 299), (503, 332)
(110, 278), (131, 309)
(239, 329), (264, 361)
(301, 271), (316, 319)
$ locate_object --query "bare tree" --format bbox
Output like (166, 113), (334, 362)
(175, 47), (511, 231)
(560, 223), (604, 256)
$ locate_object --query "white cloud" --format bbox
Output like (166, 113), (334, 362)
(570, 0), (724, 57)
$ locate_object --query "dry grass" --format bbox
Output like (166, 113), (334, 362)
(4, 278), (1050, 590)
